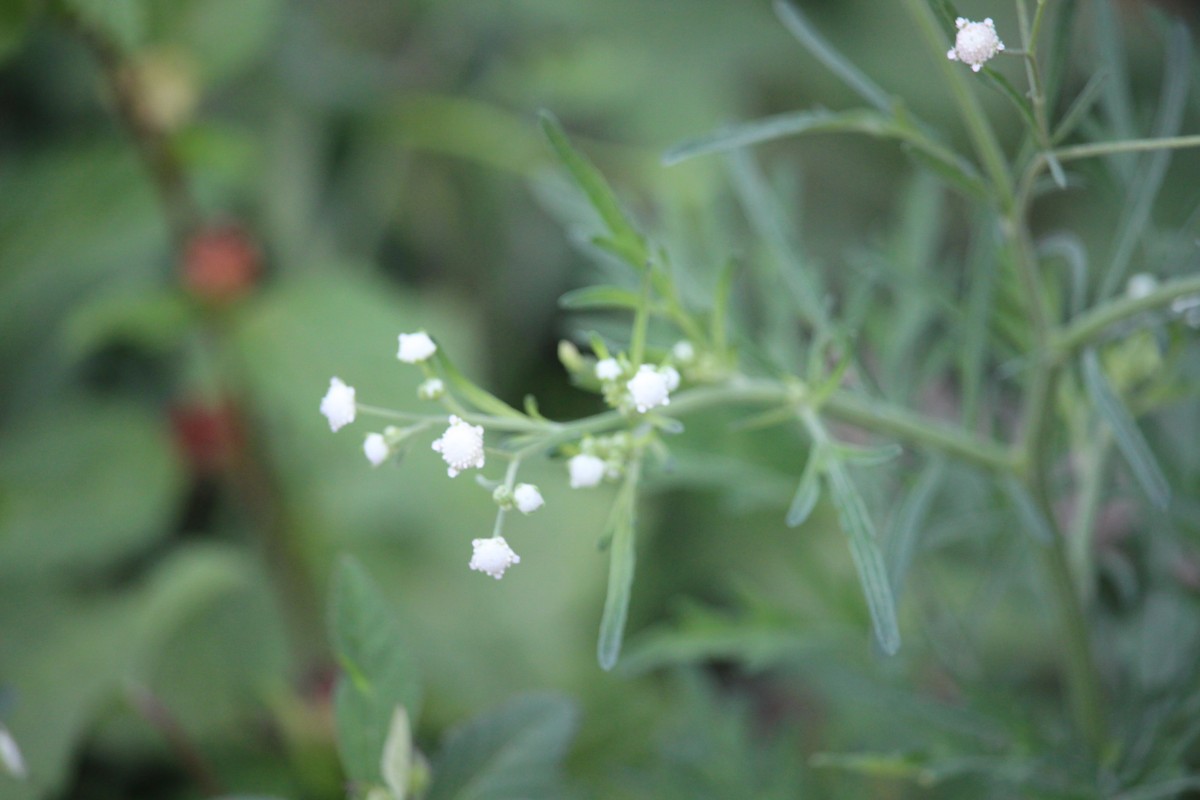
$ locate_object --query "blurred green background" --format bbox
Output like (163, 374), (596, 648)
(2, 0), (1200, 798)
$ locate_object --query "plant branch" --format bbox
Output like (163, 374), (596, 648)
(1055, 273), (1200, 354)
(1053, 134), (1200, 163)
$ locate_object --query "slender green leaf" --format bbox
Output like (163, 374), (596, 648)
(1001, 476), (1054, 544)
(958, 215), (997, 426)
(433, 349), (526, 420)
(558, 285), (642, 312)
(538, 110), (647, 269)
(1081, 349), (1170, 509)
(834, 442), (903, 468)
(329, 557), (421, 787)
(1093, 0), (1136, 148)
(381, 707), (412, 800)
(825, 461), (901, 655)
(1100, 22), (1191, 299)
(1037, 233), (1088, 319)
(427, 693), (578, 800)
(786, 445), (822, 528)
(773, 0), (892, 113)
(597, 464), (640, 671)
(726, 149), (830, 336)
(981, 67), (1039, 135)
(710, 258), (738, 353)
(1052, 70), (1109, 144)
(1113, 776), (1200, 800)
(884, 460), (944, 597)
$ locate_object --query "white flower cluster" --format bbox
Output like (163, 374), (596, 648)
(592, 354), (682, 415)
(947, 17), (1004, 72)
(567, 433), (631, 489)
(469, 536), (520, 579)
(431, 415), (486, 477)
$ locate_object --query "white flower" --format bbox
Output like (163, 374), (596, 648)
(1126, 273), (1159, 300)
(469, 536), (520, 579)
(672, 340), (695, 363)
(363, 433), (389, 466)
(660, 365), (681, 392)
(947, 17), (1004, 72)
(595, 358), (621, 381)
(320, 377), (356, 432)
(513, 483), (545, 514)
(418, 377), (445, 401)
(431, 415), (485, 477)
(397, 331), (437, 363)
(627, 364), (671, 413)
(568, 453), (606, 488)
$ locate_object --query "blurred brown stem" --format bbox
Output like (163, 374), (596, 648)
(64, 11), (200, 250)
(127, 684), (224, 796)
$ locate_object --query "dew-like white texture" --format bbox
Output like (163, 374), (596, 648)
(431, 415), (485, 477)
(947, 17), (1004, 72)
(469, 536), (520, 579)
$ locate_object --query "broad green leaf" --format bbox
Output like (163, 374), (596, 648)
(381, 706), (412, 800)
(1081, 350), (1170, 509)
(62, 289), (195, 359)
(0, 0), (33, 63)
(329, 557), (421, 787)
(824, 461), (901, 655)
(772, 0), (891, 113)
(433, 349), (526, 420)
(427, 693), (578, 800)
(0, 399), (184, 575)
(786, 445), (822, 528)
(557, 285), (642, 312)
(597, 464), (640, 671)
(538, 111), (647, 270)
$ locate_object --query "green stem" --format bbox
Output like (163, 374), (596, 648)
(1053, 134), (1200, 162)
(900, 0), (1014, 208)
(1069, 429), (1112, 606)
(1055, 274), (1200, 354)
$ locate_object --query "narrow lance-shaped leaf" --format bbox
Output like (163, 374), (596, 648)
(427, 693), (579, 800)
(1081, 349), (1170, 509)
(558, 285), (643, 312)
(380, 707), (412, 800)
(597, 460), (641, 671)
(538, 110), (647, 270)
(773, 0), (892, 113)
(1052, 70), (1109, 145)
(884, 460), (944, 598)
(1000, 475), (1054, 544)
(786, 444), (822, 528)
(824, 459), (902, 655)
(432, 349), (527, 420)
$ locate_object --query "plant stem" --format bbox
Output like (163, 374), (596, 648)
(1053, 134), (1200, 162)
(899, 0), (1014, 208)
(1055, 274), (1200, 354)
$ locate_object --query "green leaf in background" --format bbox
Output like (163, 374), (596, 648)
(824, 460), (901, 655)
(1081, 350), (1171, 509)
(0, 0), (33, 63)
(330, 556), (422, 788)
(426, 692), (579, 800)
(380, 706), (412, 800)
(0, 399), (184, 575)
(884, 460), (944, 600)
(786, 445), (822, 528)
(1000, 476), (1054, 544)
(62, 288), (196, 360)
(433, 348), (527, 421)
(597, 466), (639, 671)
(538, 110), (648, 271)
(64, 0), (146, 52)
(773, 0), (891, 113)
(557, 285), (643, 312)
